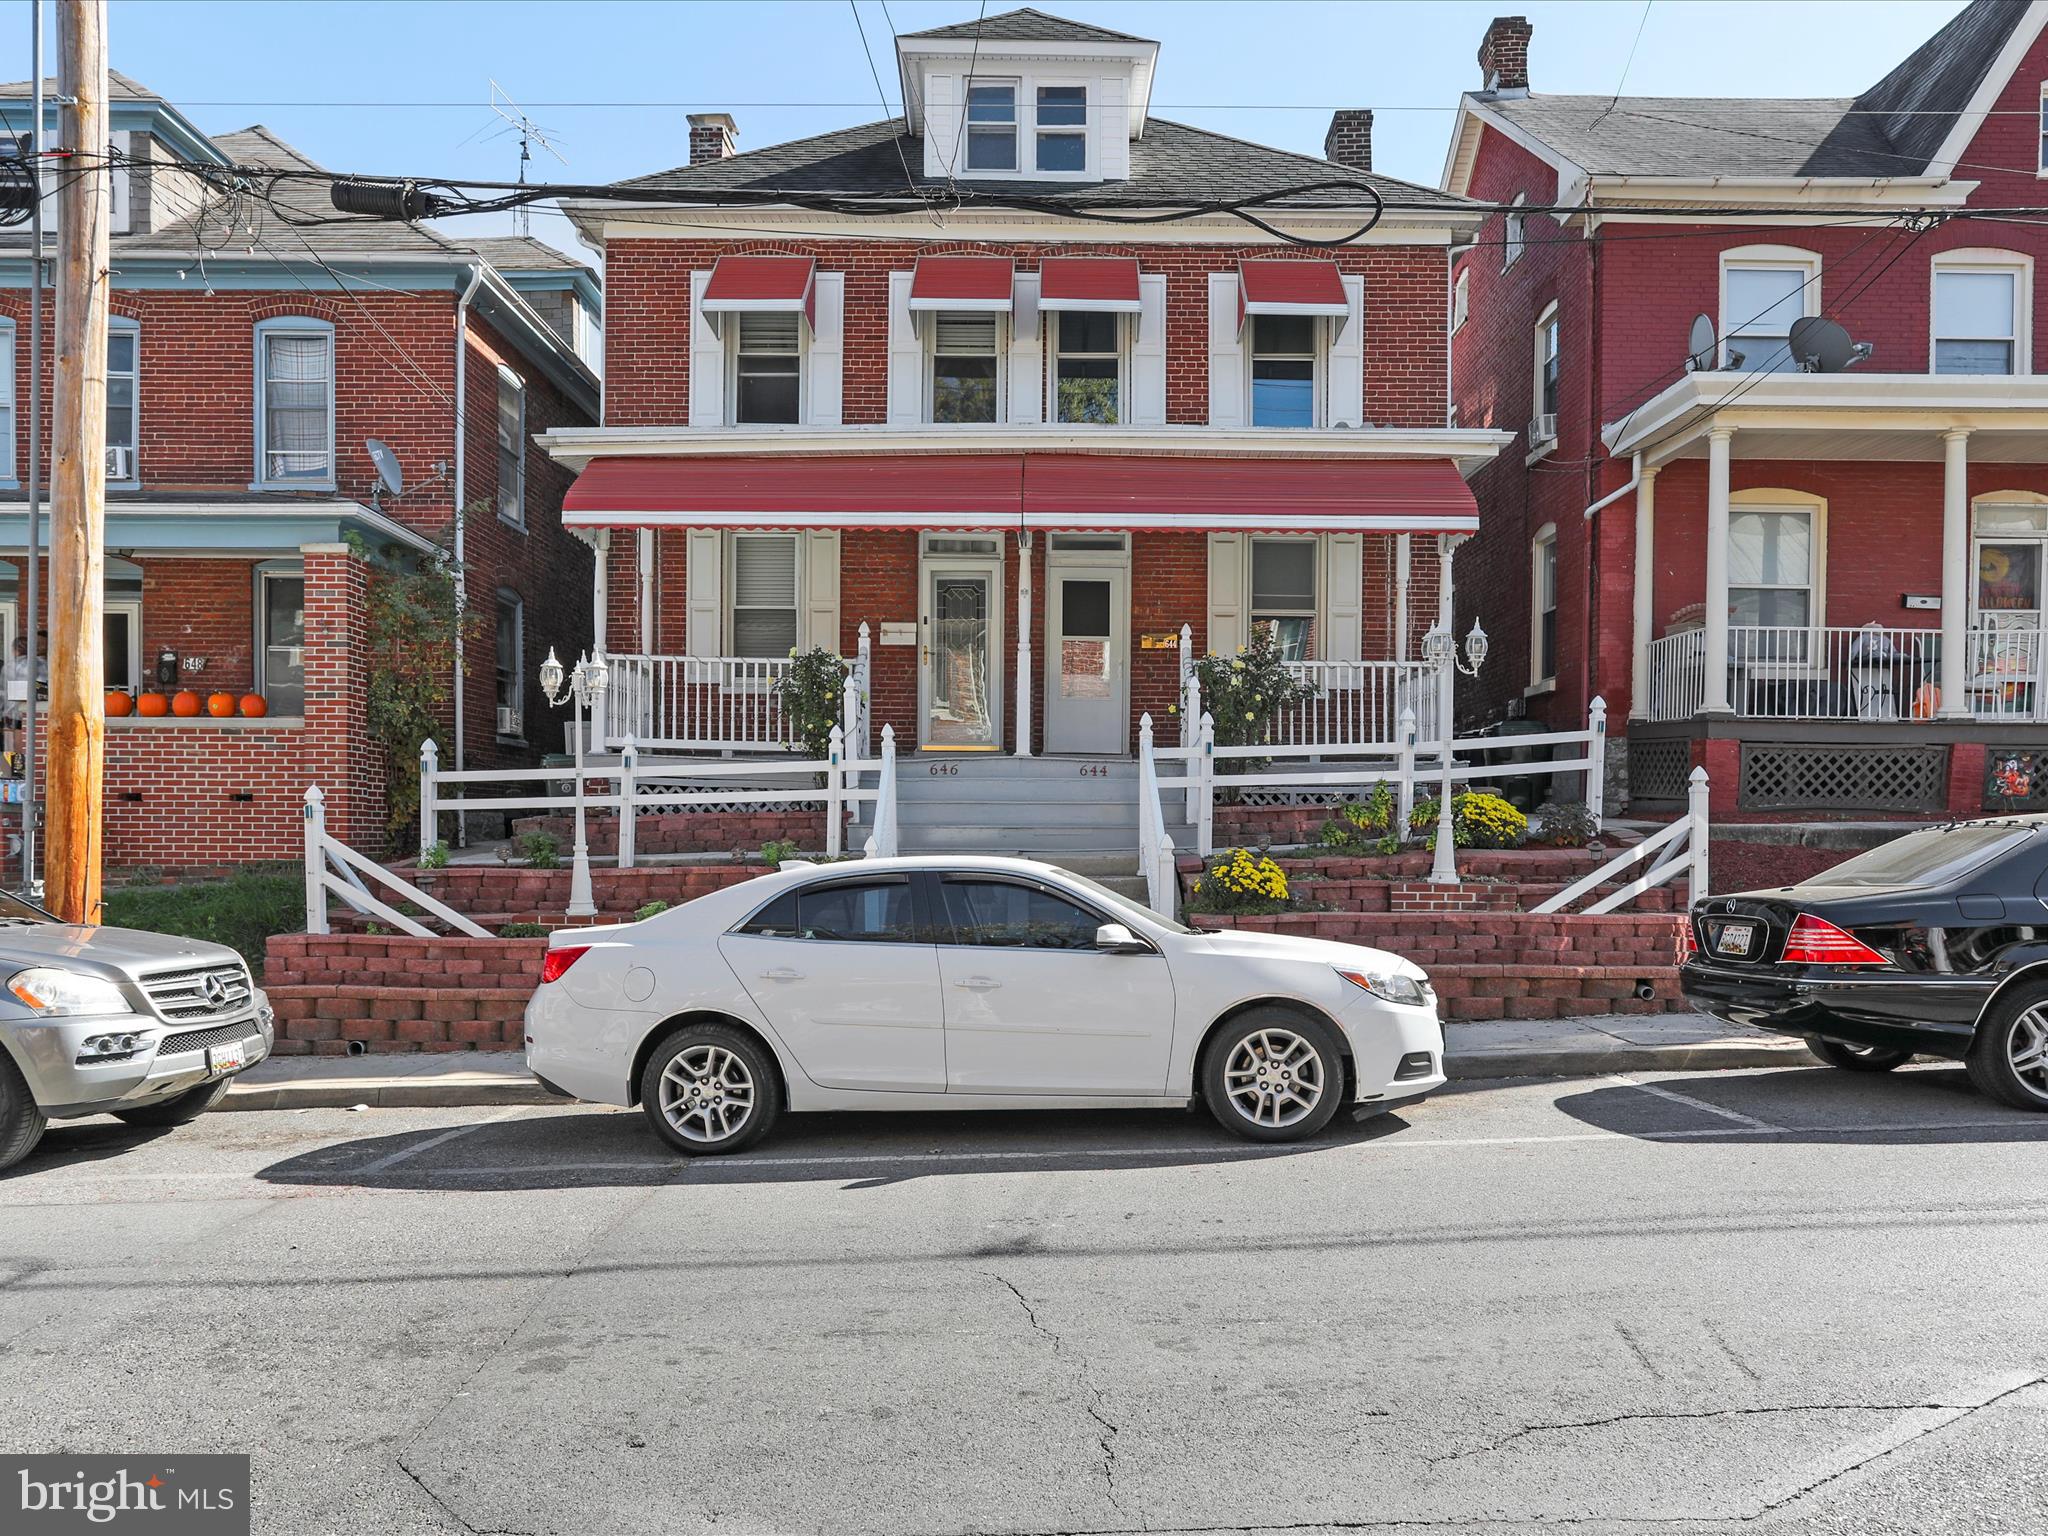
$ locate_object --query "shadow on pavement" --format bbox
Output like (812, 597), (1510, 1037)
(254, 1103), (1425, 1192)
(7, 1119), (178, 1178)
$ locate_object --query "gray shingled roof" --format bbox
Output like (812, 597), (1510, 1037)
(0, 68), (159, 100)
(619, 114), (1469, 210)
(457, 236), (595, 276)
(900, 8), (1152, 44)
(1481, 0), (2032, 180)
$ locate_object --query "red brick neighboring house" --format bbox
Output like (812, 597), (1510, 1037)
(1444, 0), (2048, 817)
(0, 75), (602, 873)
(542, 9), (1509, 785)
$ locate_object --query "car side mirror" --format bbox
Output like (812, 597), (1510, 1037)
(1094, 922), (1147, 954)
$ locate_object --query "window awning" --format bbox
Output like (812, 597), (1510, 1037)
(700, 256), (817, 328)
(563, 454), (1477, 534)
(1036, 257), (1143, 313)
(1239, 259), (1351, 332)
(909, 256), (1016, 312)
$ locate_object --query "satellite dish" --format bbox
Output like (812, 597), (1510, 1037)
(1787, 315), (1873, 374)
(1685, 313), (1718, 373)
(365, 439), (403, 506)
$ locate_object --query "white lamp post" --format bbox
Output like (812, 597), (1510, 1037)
(540, 647), (610, 919)
(1422, 620), (1488, 886)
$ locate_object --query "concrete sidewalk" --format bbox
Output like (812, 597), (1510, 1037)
(220, 1012), (1810, 1112)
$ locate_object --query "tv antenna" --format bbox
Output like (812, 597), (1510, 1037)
(487, 80), (568, 237)
(365, 439), (404, 510)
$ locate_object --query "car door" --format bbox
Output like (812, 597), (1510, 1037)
(718, 875), (946, 1092)
(931, 874), (1176, 1095)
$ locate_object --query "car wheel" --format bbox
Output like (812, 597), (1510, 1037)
(638, 1022), (782, 1156)
(1201, 1009), (1345, 1144)
(1966, 988), (2048, 1113)
(111, 1076), (234, 1127)
(0, 1049), (48, 1173)
(1806, 1036), (1913, 1073)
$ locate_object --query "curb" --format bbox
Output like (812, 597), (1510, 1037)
(221, 1078), (560, 1112)
(1447, 1041), (1809, 1080)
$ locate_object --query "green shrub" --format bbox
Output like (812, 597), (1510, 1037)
(1410, 791), (1528, 851)
(519, 832), (560, 869)
(762, 838), (800, 869)
(419, 840), (450, 870)
(631, 899), (671, 923)
(1184, 626), (1318, 776)
(498, 921), (549, 938)
(102, 868), (306, 980)
(774, 646), (852, 759)
(1531, 800), (1600, 847)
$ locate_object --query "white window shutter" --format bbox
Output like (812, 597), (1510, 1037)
(1207, 271), (1245, 428)
(1328, 273), (1366, 429)
(1129, 272), (1167, 426)
(1206, 532), (1244, 658)
(923, 74), (961, 179)
(686, 528), (722, 656)
(1324, 532), (1363, 662)
(804, 529), (841, 654)
(1008, 272), (1043, 424)
(688, 271), (725, 427)
(807, 271), (844, 426)
(886, 271), (923, 425)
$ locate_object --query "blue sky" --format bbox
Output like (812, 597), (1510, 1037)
(28, 0), (1975, 258)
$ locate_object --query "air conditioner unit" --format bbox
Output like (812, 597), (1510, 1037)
(1528, 414), (1558, 445)
(496, 706), (523, 737)
(104, 444), (133, 480)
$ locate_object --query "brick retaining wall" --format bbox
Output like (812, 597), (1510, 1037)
(511, 809), (828, 856)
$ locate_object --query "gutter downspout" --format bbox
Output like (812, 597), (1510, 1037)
(1581, 451), (1641, 524)
(452, 264), (485, 846)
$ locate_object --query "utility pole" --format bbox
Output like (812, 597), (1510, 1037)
(45, 0), (109, 925)
(23, 0), (45, 896)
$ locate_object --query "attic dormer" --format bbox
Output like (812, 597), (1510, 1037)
(895, 8), (1159, 184)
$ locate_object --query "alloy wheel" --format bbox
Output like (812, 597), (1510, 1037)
(2010, 1007), (2048, 1100)
(1222, 1027), (1326, 1129)
(659, 1043), (756, 1143)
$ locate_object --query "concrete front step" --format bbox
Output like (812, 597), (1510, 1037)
(897, 824), (1193, 854)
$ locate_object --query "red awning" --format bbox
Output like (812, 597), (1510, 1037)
(563, 454), (1476, 534)
(1037, 257), (1143, 313)
(909, 256), (1015, 312)
(1239, 259), (1351, 331)
(701, 256), (816, 326)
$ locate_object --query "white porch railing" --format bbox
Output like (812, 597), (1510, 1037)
(304, 785), (490, 938)
(1136, 714), (1178, 917)
(1533, 766), (1710, 915)
(1173, 627), (1438, 750)
(601, 624), (872, 753)
(1643, 623), (2048, 723)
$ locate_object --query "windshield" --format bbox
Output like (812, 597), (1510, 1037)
(1057, 870), (1197, 935)
(1801, 823), (2037, 891)
(0, 888), (51, 924)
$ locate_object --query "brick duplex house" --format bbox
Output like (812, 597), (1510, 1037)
(0, 73), (602, 872)
(540, 7), (1509, 814)
(1444, 0), (2048, 818)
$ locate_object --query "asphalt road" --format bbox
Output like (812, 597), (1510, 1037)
(5, 1064), (2048, 1536)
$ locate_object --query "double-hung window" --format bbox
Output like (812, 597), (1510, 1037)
(1532, 303), (1559, 440)
(1729, 508), (1814, 631)
(931, 313), (1000, 424)
(730, 532), (800, 657)
(1054, 312), (1120, 424)
(1036, 86), (1086, 172)
(1531, 526), (1557, 688)
(495, 592), (524, 739)
(0, 320), (13, 484)
(106, 319), (139, 485)
(2039, 83), (2048, 174)
(1721, 255), (1815, 372)
(495, 367), (526, 526)
(1503, 193), (1526, 268)
(258, 565), (305, 717)
(1250, 316), (1317, 428)
(1250, 537), (1318, 661)
(1452, 267), (1470, 333)
(1934, 258), (2025, 375)
(965, 81), (1018, 172)
(734, 313), (801, 424)
(254, 319), (335, 487)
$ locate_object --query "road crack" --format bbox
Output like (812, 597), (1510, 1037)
(988, 1273), (1125, 1519)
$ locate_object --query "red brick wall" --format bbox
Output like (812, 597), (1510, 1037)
(86, 721), (308, 870)
(602, 237), (1450, 431)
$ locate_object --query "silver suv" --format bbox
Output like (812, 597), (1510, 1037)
(0, 890), (273, 1171)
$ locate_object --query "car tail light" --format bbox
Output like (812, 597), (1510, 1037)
(1781, 914), (1889, 966)
(540, 946), (590, 985)
(1683, 920), (1699, 956)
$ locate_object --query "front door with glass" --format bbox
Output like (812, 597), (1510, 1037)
(1045, 566), (1128, 755)
(1972, 503), (2048, 717)
(920, 563), (1001, 750)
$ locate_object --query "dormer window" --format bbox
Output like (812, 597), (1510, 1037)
(966, 81), (1019, 172)
(1036, 86), (1087, 171)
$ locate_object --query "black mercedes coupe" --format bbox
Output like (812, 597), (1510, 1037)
(1681, 815), (2048, 1111)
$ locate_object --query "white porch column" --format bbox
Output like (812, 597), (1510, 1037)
(636, 527), (655, 654)
(1940, 428), (1972, 719)
(590, 529), (610, 651)
(1015, 530), (1034, 757)
(1394, 532), (1412, 661)
(1629, 467), (1658, 720)
(1702, 427), (1734, 714)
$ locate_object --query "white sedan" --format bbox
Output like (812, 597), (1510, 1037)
(524, 855), (1445, 1154)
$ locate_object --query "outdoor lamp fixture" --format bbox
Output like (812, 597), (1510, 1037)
(539, 647), (610, 918)
(1423, 621), (1488, 886)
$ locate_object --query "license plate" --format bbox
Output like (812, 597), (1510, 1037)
(1715, 922), (1757, 958)
(206, 1040), (246, 1077)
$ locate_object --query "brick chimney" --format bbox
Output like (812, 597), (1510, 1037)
(1323, 110), (1374, 173)
(688, 112), (738, 164)
(1478, 16), (1533, 93)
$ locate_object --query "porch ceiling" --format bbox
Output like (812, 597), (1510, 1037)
(1650, 425), (2048, 464)
(0, 497), (439, 556)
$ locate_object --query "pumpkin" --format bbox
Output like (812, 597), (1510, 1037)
(136, 692), (170, 718)
(238, 693), (268, 718)
(170, 690), (202, 718)
(206, 692), (236, 718)
(104, 690), (133, 718)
